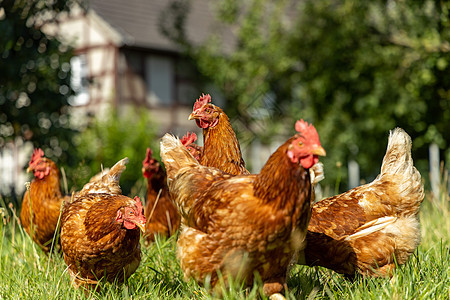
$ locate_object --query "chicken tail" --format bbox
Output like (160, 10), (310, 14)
(106, 157), (129, 183)
(87, 168), (110, 183)
(79, 158), (129, 196)
(160, 133), (199, 182)
(377, 128), (424, 213)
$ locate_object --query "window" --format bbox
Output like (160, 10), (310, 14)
(69, 54), (89, 106)
(123, 49), (201, 107)
(176, 59), (199, 106)
(145, 55), (174, 106)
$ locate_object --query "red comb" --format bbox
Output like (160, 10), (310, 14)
(295, 119), (319, 141)
(295, 119), (310, 133)
(181, 132), (197, 146)
(193, 93), (211, 111)
(29, 148), (44, 165)
(134, 196), (143, 214)
(143, 148), (153, 166)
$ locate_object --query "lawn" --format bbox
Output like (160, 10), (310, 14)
(0, 192), (448, 299)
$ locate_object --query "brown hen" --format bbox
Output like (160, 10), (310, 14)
(142, 148), (180, 244)
(20, 148), (69, 252)
(160, 120), (325, 297)
(305, 128), (424, 277)
(60, 158), (146, 289)
(187, 95), (423, 277)
(188, 94), (249, 175)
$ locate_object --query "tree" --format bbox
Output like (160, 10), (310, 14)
(0, 0), (83, 167)
(286, 0), (450, 185)
(162, 0), (450, 189)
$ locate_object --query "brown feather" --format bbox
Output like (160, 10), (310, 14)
(20, 158), (65, 252)
(143, 161), (180, 243)
(61, 194), (142, 288)
(161, 134), (312, 295)
(187, 110), (424, 278)
(60, 158), (143, 289)
(305, 128), (424, 277)
(199, 105), (249, 175)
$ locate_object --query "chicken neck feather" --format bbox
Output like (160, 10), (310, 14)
(201, 107), (249, 175)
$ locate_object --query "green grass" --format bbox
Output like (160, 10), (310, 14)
(0, 193), (448, 299)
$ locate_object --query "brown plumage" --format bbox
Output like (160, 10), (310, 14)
(160, 120), (325, 296)
(305, 128), (424, 277)
(60, 158), (146, 289)
(186, 97), (423, 277)
(142, 148), (180, 244)
(20, 148), (69, 252)
(188, 94), (249, 175)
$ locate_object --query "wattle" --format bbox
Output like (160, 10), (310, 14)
(300, 155), (318, 169)
(35, 171), (45, 180)
(124, 220), (137, 230)
(34, 167), (50, 179)
(196, 118), (219, 129)
(196, 119), (209, 129)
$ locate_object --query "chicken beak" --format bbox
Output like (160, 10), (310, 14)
(312, 146), (326, 157)
(136, 222), (146, 233)
(26, 166), (32, 173)
(188, 112), (197, 120)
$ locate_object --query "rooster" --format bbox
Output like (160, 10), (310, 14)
(20, 148), (69, 252)
(188, 94), (249, 175)
(60, 158), (146, 289)
(304, 128), (424, 277)
(142, 148), (180, 244)
(160, 120), (325, 296)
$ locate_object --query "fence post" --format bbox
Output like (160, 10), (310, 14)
(429, 143), (440, 199)
(348, 159), (360, 189)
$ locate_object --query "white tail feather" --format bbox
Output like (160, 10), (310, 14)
(344, 216), (397, 241)
(160, 133), (199, 183)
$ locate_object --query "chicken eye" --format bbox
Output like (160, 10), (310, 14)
(298, 141), (304, 147)
(205, 109), (211, 113)
(129, 210), (134, 216)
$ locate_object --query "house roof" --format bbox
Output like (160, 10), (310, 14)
(89, 0), (235, 52)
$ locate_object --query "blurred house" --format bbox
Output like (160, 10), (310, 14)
(47, 0), (230, 136)
(1, 0), (234, 197)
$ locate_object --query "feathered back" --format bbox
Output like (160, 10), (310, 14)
(377, 128), (424, 213)
(160, 134), (199, 186)
(78, 158), (129, 197)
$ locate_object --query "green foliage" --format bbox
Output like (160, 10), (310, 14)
(162, 0), (450, 189)
(287, 0), (450, 186)
(68, 107), (159, 196)
(0, 0), (84, 165)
